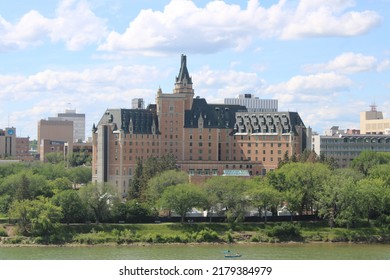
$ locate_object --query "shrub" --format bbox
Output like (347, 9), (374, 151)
(266, 223), (302, 241)
(0, 226), (7, 237)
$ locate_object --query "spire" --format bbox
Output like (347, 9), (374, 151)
(176, 54), (192, 85)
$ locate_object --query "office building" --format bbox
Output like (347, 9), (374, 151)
(224, 94), (278, 112)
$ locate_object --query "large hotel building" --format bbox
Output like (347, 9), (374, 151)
(92, 55), (309, 195)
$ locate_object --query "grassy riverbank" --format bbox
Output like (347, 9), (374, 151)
(1, 221), (389, 246)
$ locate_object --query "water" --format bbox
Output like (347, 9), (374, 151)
(0, 243), (389, 260)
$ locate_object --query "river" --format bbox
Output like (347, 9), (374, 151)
(0, 243), (389, 260)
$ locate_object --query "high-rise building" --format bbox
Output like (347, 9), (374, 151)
(92, 55), (309, 195)
(53, 109), (86, 142)
(360, 104), (390, 135)
(131, 98), (145, 110)
(0, 127), (16, 158)
(37, 119), (73, 161)
(224, 94), (278, 112)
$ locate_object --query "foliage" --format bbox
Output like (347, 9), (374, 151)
(111, 200), (157, 223)
(52, 190), (87, 224)
(159, 184), (207, 223)
(67, 151), (91, 167)
(8, 197), (63, 239)
(130, 154), (177, 200)
(351, 151), (390, 176)
(45, 152), (64, 164)
(202, 177), (250, 223)
(246, 178), (282, 222)
(78, 183), (119, 224)
(145, 170), (188, 206)
(265, 223), (302, 241)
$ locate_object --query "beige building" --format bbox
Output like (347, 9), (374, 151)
(360, 105), (390, 135)
(38, 119), (73, 161)
(0, 127), (16, 158)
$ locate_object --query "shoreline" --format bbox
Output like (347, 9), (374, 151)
(1, 239), (389, 248)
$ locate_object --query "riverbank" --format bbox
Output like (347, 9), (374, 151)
(1, 221), (389, 246)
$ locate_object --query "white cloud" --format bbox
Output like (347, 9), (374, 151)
(0, 64), (164, 138)
(280, 0), (380, 39)
(99, 0), (381, 55)
(192, 66), (266, 102)
(0, 0), (107, 51)
(266, 72), (353, 97)
(303, 52), (390, 74)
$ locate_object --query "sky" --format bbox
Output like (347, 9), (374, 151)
(1, 0), (389, 140)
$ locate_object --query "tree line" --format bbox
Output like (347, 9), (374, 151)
(1, 151), (389, 242)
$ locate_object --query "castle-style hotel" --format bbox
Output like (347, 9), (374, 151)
(92, 55), (309, 196)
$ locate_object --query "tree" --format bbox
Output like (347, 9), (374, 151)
(45, 152), (64, 164)
(130, 158), (143, 199)
(52, 190), (86, 224)
(317, 169), (361, 228)
(246, 179), (281, 223)
(145, 170), (188, 207)
(202, 176), (250, 223)
(268, 162), (331, 215)
(48, 177), (72, 194)
(8, 197), (63, 239)
(78, 183), (119, 224)
(159, 184), (206, 223)
(351, 151), (390, 176)
(112, 199), (157, 223)
(66, 166), (92, 185)
(67, 151), (91, 167)
(355, 178), (386, 222)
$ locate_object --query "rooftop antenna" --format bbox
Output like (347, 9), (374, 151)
(370, 103), (377, 112)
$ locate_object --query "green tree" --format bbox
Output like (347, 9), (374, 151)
(246, 178), (281, 223)
(52, 190), (86, 224)
(202, 176), (249, 223)
(66, 166), (92, 185)
(48, 177), (72, 194)
(45, 152), (64, 164)
(145, 170), (188, 207)
(78, 183), (119, 224)
(130, 158), (143, 199)
(112, 199), (156, 223)
(8, 197), (63, 239)
(317, 169), (362, 228)
(159, 183), (206, 223)
(268, 162), (331, 215)
(351, 151), (390, 176)
(355, 178), (386, 222)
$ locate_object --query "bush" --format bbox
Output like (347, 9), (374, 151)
(193, 228), (220, 243)
(374, 215), (390, 229)
(0, 226), (7, 237)
(266, 223), (302, 241)
(73, 231), (116, 245)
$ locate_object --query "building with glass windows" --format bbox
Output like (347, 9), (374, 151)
(92, 55), (309, 195)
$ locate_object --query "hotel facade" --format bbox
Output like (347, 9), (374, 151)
(92, 55), (309, 195)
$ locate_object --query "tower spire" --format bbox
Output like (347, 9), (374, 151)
(176, 54), (192, 85)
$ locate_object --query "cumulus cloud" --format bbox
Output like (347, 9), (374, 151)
(266, 72), (353, 97)
(192, 66), (266, 102)
(303, 52), (390, 74)
(0, 65), (164, 138)
(98, 0), (381, 55)
(0, 0), (107, 51)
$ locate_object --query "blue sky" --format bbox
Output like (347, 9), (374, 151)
(1, 0), (389, 140)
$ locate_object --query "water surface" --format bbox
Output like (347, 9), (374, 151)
(1, 243), (389, 260)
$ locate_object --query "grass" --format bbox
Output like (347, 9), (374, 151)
(2, 221), (389, 245)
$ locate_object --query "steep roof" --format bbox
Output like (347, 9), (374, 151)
(97, 108), (159, 134)
(184, 97), (247, 129)
(176, 54), (192, 85)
